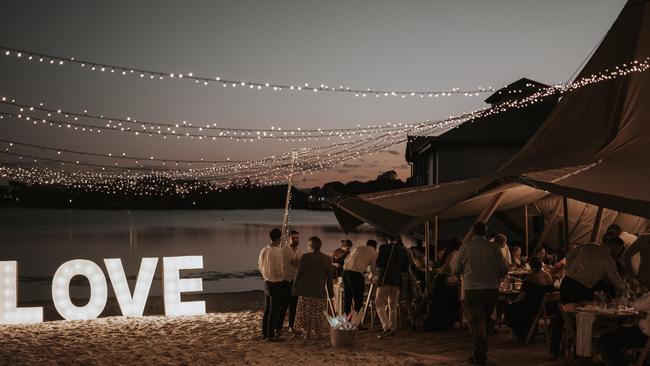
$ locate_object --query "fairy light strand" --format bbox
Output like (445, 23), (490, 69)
(0, 45), (502, 98)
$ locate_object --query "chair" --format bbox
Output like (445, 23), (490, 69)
(525, 291), (560, 344)
(557, 303), (577, 365)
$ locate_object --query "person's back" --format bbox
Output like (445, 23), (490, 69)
(343, 245), (378, 273)
(454, 236), (508, 290)
(566, 242), (625, 290)
(452, 223), (508, 365)
(293, 251), (334, 299)
(377, 242), (408, 287)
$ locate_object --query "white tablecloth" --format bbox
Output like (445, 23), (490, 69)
(575, 312), (597, 357)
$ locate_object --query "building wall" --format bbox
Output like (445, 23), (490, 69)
(436, 146), (519, 183)
(410, 146), (520, 186)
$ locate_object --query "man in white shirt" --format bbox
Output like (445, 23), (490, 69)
(342, 239), (378, 320)
(277, 230), (303, 334)
(258, 228), (286, 341)
(599, 293), (650, 366)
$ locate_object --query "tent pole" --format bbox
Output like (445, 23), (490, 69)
(537, 197), (563, 251)
(424, 220), (431, 292)
(590, 206), (605, 243)
(562, 196), (570, 251)
(524, 205), (529, 257)
(463, 191), (506, 243)
(280, 149), (297, 246)
(434, 216), (439, 262)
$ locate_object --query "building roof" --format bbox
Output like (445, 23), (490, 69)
(405, 78), (559, 162)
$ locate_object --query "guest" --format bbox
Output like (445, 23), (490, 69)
(495, 234), (512, 268)
(277, 230), (302, 335)
(599, 292), (650, 366)
(535, 246), (552, 269)
(342, 239), (377, 320)
(504, 257), (555, 342)
(375, 235), (409, 338)
(603, 224), (638, 246)
(332, 239), (353, 277)
(424, 237), (462, 332)
(452, 223), (509, 365)
(510, 246), (524, 270)
(549, 239), (627, 356)
(258, 228), (287, 341)
(292, 236), (334, 340)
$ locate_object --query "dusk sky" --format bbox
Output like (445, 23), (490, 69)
(0, 0), (627, 187)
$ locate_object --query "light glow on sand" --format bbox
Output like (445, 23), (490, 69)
(0, 261), (43, 324)
(52, 259), (108, 321)
(163, 256), (205, 317)
(104, 258), (158, 317)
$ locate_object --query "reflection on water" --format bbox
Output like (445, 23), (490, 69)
(0, 208), (376, 301)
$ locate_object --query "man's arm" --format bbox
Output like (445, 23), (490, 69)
(369, 251), (378, 276)
(623, 238), (642, 277)
(605, 256), (627, 291)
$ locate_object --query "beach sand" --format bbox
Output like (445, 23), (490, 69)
(0, 291), (564, 365)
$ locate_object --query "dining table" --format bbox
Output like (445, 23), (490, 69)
(567, 305), (638, 366)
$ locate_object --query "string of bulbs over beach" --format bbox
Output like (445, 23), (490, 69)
(1, 43), (649, 195)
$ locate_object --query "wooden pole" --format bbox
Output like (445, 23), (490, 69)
(524, 205), (529, 257)
(590, 206), (605, 243)
(280, 150), (297, 246)
(537, 198), (563, 250)
(433, 216), (439, 262)
(562, 196), (570, 250)
(463, 191), (506, 243)
(424, 220), (431, 292)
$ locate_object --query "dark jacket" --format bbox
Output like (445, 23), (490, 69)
(292, 251), (334, 298)
(376, 243), (409, 287)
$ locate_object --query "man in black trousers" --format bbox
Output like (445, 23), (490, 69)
(258, 228), (287, 341)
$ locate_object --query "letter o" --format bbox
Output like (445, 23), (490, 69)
(52, 259), (108, 320)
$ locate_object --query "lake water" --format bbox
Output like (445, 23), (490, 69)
(0, 208), (376, 301)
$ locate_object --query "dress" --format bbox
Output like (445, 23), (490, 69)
(424, 250), (460, 332)
(295, 296), (329, 336)
(504, 281), (555, 340)
(424, 273), (460, 331)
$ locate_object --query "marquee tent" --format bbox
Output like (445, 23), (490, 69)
(333, 0), (650, 237)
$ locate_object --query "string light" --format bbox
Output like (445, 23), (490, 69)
(0, 96), (415, 143)
(0, 45), (499, 99)
(1, 57), (649, 194)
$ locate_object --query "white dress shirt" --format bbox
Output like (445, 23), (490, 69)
(258, 245), (285, 282)
(282, 245), (303, 282)
(343, 245), (378, 275)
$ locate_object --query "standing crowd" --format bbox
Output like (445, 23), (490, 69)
(257, 222), (650, 366)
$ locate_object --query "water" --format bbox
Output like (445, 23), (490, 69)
(0, 208), (375, 301)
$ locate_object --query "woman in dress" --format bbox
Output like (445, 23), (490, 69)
(292, 236), (334, 340)
(504, 256), (555, 342)
(510, 246), (524, 270)
(424, 237), (462, 331)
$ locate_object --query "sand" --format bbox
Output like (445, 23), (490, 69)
(0, 291), (564, 365)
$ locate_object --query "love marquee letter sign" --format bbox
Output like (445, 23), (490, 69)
(0, 256), (205, 324)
